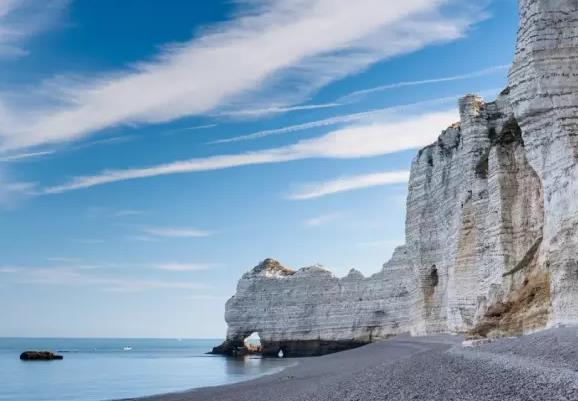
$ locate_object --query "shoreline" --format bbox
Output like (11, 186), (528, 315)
(126, 327), (578, 401)
(119, 356), (301, 401)
(123, 335), (460, 401)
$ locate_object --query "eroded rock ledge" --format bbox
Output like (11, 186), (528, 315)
(213, 0), (578, 357)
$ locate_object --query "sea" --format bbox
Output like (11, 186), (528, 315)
(0, 338), (294, 401)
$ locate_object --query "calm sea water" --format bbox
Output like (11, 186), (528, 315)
(0, 338), (293, 401)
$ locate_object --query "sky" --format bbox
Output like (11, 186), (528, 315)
(0, 0), (519, 338)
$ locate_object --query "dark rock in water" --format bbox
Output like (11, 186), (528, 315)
(20, 351), (63, 361)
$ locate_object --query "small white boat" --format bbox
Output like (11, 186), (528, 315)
(123, 346), (132, 351)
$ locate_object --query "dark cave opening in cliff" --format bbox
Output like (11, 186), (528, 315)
(430, 265), (439, 288)
(423, 265), (439, 302)
(243, 332), (262, 353)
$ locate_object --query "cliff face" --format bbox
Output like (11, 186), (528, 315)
(214, 0), (578, 357)
(508, 0), (578, 328)
(406, 94), (546, 337)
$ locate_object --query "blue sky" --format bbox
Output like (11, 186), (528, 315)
(0, 0), (518, 338)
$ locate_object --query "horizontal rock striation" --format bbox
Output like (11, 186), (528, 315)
(213, 0), (578, 357)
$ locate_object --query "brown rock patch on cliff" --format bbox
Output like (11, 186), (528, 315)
(468, 270), (551, 339)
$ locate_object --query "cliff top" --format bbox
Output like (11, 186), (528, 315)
(245, 258), (295, 278)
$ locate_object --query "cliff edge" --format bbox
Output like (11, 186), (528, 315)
(213, 0), (578, 357)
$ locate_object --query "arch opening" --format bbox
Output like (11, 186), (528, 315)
(243, 332), (262, 353)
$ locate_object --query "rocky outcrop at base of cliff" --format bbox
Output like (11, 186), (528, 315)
(214, 0), (578, 357)
(212, 337), (368, 358)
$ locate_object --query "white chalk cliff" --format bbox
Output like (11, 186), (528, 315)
(214, 0), (578, 356)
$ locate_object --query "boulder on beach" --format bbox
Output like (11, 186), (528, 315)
(20, 351), (64, 361)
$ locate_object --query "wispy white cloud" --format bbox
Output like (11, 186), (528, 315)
(163, 124), (218, 136)
(45, 256), (84, 263)
(74, 238), (105, 245)
(212, 65), (507, 126)
(0, 265), (206, 292)
(209, 95), (459, 145)
(289, 170), (410, 200)
(0, 0), (69, 58)
(304, 212), (341, 227)
(339, 64), (509, 102)
(180, 124), (217, 131)
(0, 135), (134, 164)
(215, 102), (344, 119)
(38, 259), (216, 273)
(142, 227), (212, 238)
(155, 262), (214, 272)
(69, 135), (136, 150)
(43, 110), (456, 194)
(126, 235), (159, 243)
(0, 150), (54, 162)
(112, 209), (144, 217)
(85, 206), (145, 219)
(0, 171), (35, 207)
(0, 0), (483, 151)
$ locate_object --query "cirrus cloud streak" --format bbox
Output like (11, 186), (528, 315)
(289, 170), (410, 200)
(42, 110), (457, 194)
(0, 0), (482, 151)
